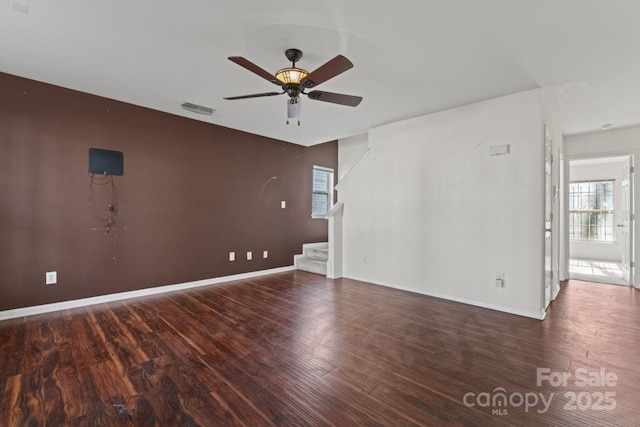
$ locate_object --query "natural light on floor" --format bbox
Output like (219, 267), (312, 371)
(569, 258), (626, 285)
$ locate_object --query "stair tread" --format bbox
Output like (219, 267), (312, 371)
(306, 257), (328, 261)
(297, 257), (327, 264)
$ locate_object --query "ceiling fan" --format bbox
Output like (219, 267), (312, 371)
(224, 48), (362, 125)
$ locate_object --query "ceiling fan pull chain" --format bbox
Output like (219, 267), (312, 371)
(286, 97), (290, 125)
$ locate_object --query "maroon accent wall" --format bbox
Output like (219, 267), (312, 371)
(0, 72), (337, 311)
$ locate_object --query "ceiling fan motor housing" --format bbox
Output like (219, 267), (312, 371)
(286, 86), (301, 98)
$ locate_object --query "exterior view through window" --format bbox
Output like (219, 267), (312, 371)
(569, 180), (614, 241)
(312, 166), (334, 215)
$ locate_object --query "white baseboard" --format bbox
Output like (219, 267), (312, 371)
(0, 266), (295, 321)
(343, 274), (546, 320)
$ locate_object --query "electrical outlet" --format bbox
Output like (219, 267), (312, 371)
(247, 251), (252, 261)
(263, 251), (268, 259)
(229, 252), (235, 262)
(46, 271), (57, 285)
(281, 201), (286, 209)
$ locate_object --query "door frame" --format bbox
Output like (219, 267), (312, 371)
(543, 126), (554, 309)
(562, 152), (636, 287)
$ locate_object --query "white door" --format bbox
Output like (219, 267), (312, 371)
(620, 156), (634, 285)
(544, 126), (553, 308)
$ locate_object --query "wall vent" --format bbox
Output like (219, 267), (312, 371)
(181, 102), (214, 116)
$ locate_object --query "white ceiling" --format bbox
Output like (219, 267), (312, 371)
(2, 0), (640, 146)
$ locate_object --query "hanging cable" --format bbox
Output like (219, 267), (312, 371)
(89, 173), (121, 259)
(89, 173), (111, 221)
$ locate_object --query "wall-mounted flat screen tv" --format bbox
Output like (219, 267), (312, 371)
(89, 148), (124, 176)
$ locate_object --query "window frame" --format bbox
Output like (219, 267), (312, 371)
(311, 165), (334, 217)
(569, 179), (615, 242)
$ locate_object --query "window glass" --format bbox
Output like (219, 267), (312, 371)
(569, 180), (614, 241)
(312, 166), (334, 215)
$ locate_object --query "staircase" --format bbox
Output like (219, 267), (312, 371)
(294, 242), (328, 276)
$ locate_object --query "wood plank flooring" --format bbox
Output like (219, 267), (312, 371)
(0, 272), (638, 426)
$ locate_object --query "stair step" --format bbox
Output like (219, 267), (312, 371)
(296, 257), (327, 276)
(305, 247), (329, 261)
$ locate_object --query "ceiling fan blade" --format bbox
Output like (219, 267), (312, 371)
(301, 55), (353, 88)
(306, 90), (362, 107)
(228, 57), (279, 85)
(224, 92), (283, 100)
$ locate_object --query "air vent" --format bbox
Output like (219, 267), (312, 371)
(181, 102), (214, 116)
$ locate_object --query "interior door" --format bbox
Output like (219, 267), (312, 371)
(620, 156), (634, 285)
(544, 126), (553, 308)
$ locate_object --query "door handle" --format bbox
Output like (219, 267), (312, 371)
(617, 224), (625, 228)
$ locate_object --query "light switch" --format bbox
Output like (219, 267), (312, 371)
(46, 271), (57, 285)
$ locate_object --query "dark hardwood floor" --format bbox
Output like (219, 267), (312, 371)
(0, 272), (638, 426)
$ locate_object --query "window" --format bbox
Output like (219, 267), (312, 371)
(569, 180), (614, 241)
(312, 166), (334, 216)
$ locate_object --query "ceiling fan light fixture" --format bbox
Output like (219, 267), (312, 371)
(275, 67), (308, 85)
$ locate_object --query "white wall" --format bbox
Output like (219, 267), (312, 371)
(565, 127), (640, 156)
(564, 125), (640, 287)
(569, 160), (624, 262)
(338, 133), (368, 181)
(339, 89), (547, 318)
